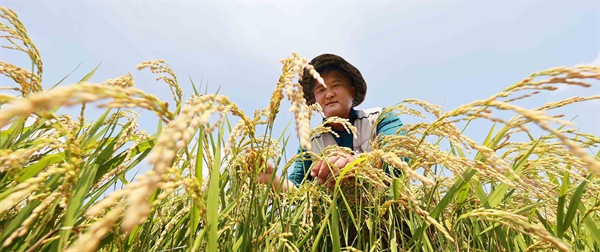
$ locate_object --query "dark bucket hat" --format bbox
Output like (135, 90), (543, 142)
(300, 54), (367, 107)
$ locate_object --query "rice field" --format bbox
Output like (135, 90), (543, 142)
(1, 7), (599, 252)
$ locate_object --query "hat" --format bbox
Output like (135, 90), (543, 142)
(300, 54), (367, 107)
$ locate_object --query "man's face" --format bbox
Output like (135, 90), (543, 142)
(312, 70), (356, 119)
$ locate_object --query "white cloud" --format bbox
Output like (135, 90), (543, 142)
(586, 53), (600, 66)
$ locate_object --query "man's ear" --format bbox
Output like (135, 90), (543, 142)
(351, 86), (356, 98)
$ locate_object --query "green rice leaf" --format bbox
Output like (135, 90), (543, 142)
(206, 126), (222, 251)
(49, 62), (82, 90)
(1, 117), (26, 149)
(18, 153), (63, 182)
(487, 138), (540, 208)
(77, 63), (101, 83)
(58, 163), (98, 250)
(556, 168), (571, 237)
(560, 174), (590, 239)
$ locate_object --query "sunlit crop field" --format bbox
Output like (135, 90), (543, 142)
(1, 7), (599, 252)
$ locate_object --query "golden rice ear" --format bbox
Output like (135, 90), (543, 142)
(136, 60), (183, 114)
(0, 60), (42, 96)
(0, 84), (174, 128)
(273, 53), (313, 151)
(102, 73), (134, 88)
(0, 7), (43, 96)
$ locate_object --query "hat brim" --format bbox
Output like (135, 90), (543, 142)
(300, 54), (366, 107)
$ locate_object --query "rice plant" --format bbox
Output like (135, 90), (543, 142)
(1, 7), (599, 252)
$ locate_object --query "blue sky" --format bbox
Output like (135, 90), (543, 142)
(2, 1), (599, 169)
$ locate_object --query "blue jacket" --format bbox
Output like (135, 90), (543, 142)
(288, 107), (404, 186)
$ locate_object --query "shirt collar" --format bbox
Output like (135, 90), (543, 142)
(349, 107), (358, 123)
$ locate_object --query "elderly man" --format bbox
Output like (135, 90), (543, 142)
(259, 54), (404, 192)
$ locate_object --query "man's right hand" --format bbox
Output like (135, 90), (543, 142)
(257, 160), (295, 193)
(258, 161), (276, 185)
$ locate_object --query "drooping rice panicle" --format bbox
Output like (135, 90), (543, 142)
(0, 7), (43, 95)
(136, 60), (183, 109)
(0, 83), (173, 127)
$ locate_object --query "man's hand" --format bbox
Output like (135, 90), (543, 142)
(255, 155), (295, 193)
(310, 152), (355, 188)
(258, 161), (275, 185)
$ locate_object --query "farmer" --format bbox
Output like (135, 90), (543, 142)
(259, 53), (404, 192)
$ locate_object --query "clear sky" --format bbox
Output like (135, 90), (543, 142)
(2, 1), (599, 170)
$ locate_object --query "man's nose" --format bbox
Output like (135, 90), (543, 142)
(325, 89), (335, 99)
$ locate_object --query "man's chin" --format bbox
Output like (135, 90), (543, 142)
(323, 110), (341, 118)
